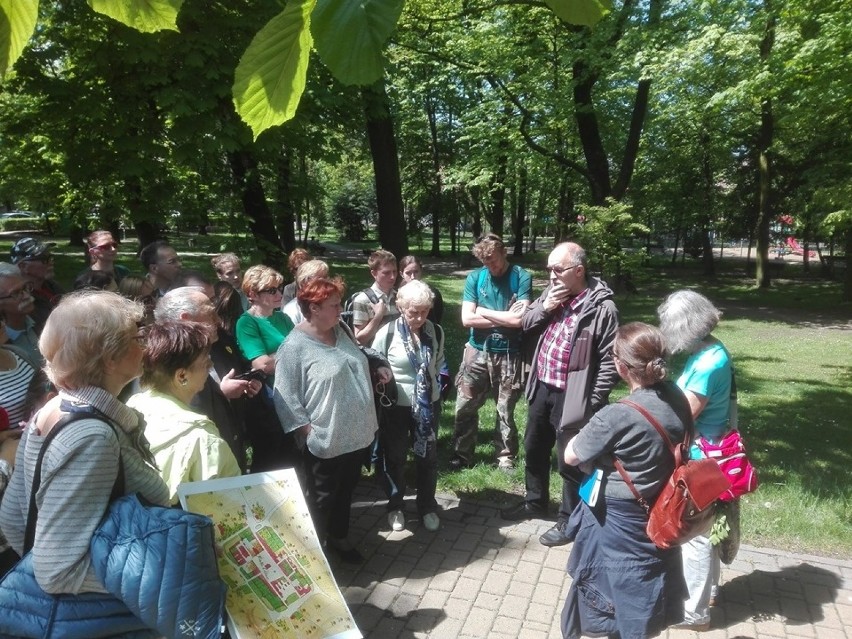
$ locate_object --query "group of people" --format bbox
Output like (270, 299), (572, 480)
(0, 230), (738, 638)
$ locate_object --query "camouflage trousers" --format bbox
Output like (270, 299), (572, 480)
(452, 344), (522, 463)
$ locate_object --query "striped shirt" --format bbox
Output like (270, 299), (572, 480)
(0, 386), (169, 594)
(0, 349), (36, 427)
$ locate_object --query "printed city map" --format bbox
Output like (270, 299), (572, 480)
(178, 470), (361, 639)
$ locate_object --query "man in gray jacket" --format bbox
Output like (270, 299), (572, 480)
(501, 242), (619, 547)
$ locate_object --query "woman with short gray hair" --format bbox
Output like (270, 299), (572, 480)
(371, 280), (445, 533)
(658, 289), (733, 631)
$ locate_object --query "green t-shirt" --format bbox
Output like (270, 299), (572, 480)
(235, 310), (295, 362)
(462, 265), (532, 353)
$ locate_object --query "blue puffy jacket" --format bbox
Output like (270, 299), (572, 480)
(90, 494), (226, 639)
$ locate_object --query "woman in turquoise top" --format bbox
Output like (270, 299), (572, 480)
(236, 265), (295, 377)
(658, 290), (733, 632)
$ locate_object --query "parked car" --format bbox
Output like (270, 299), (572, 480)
(1, 211), (35, 219)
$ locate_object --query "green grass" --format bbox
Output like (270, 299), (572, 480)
(5, 233), (850, 557)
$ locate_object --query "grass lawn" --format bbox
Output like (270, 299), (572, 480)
(4, 232), (850, 557)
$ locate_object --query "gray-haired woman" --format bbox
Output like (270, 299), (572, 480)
(658, 290), (734, 631)
(371, 280), (445, 533)
(0, 291), (168, 607)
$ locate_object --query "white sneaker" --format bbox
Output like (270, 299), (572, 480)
(388, 510), (405, 532)
(422, 512), (440, 532)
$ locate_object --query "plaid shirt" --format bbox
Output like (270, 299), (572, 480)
(536, 289), (589, 390)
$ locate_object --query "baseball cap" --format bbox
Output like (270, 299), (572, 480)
(10, 237), (56, 264)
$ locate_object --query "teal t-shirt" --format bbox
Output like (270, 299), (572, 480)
(235, 310), (295, 362)
(676, 341), (732, 438)
(462, 265), (532, 353)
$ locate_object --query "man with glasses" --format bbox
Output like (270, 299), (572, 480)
(139, 240), (182, 299)
(11, 237), (64, 335)
(0, 263), (42, 364)
(450, 234), (532, 472)
(501, 242), (619, 547)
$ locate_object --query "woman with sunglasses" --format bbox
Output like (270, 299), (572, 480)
(85, 230), (129, 284)
(236, 265), (294, 377)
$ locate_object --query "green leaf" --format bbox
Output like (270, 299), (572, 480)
(544, 0), (612, 28)
(0, 0), (38, 79)
(311, 0), (404, 86)
(88, 0), (184, 33)
(233, 1), (315, 140)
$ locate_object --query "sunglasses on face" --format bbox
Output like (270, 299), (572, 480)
(95, 242), (118, 251)
(258, 285), (284, 295)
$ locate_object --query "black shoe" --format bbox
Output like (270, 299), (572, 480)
(539, 520), (572, 547)
(449, 455), (472, 471)
(500, 501), (547, 521)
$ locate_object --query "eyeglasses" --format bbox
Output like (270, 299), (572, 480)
(23, 254), (53, 264)
(546, 264), (581, 275)
(95, 242), (118, 251)
(0, 282), (34, 301)
(258, 285), (284, 295)
(375, 381), (394, 408)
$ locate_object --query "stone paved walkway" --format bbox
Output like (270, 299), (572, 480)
(332, 482), (852, 639)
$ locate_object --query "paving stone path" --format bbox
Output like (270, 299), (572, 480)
(332, 482), (852, 639)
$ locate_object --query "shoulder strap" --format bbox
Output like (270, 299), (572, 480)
(510, 265), (519, 294)
(24, 412), (125, 554)
(363, 287), (380, 304)
(611, 398), (686, 514)
(477, 266), (487, 293)
(383, 317), (397, 354)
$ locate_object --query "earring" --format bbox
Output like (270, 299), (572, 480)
(179, 377), (188, 386)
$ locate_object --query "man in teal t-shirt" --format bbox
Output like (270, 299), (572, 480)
(450, 234), (532, 471)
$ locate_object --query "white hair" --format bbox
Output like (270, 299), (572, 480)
(396, 279), (434, 310)
(657, 290), (721, 354)
(155, 287), (214, 323)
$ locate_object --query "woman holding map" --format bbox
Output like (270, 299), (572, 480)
(273, 277), (383, 564)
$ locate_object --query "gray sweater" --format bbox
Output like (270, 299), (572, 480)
(273, 325), (378, 459)
(0, 387), (169, 594)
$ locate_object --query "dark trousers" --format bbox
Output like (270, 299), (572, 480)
(378, 403), (439, 516)
(524, 380), (584, 522)
(302, 447), (367, 543)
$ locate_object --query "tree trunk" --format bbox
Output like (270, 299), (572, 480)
(362, 80), (408, 259)
(275, 149), (296, 253)
(754, 0), (776, 289)
(513, 164), (528, 256)
(227, 149), (284, 266)
(488, 153), (507, 237)
(425, 94), (442, 257)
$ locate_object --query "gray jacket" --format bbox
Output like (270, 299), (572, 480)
(522, 276), (619, 432)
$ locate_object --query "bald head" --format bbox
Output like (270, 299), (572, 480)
(550, 242), (586, 269)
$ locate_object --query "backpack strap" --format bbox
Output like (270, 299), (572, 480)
(363, 287), (380, 305)
(23, 412), (126, 554)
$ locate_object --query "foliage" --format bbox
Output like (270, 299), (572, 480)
(0, 0), (38, 78)
(572, 199), (649, 279)
(330, 181), (376, 242)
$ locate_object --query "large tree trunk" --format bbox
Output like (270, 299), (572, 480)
(227, 149), (284, 266)
(754, 1), (776, 289)
(362, 80), (409, 259)
(488, 152), (508, 238)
